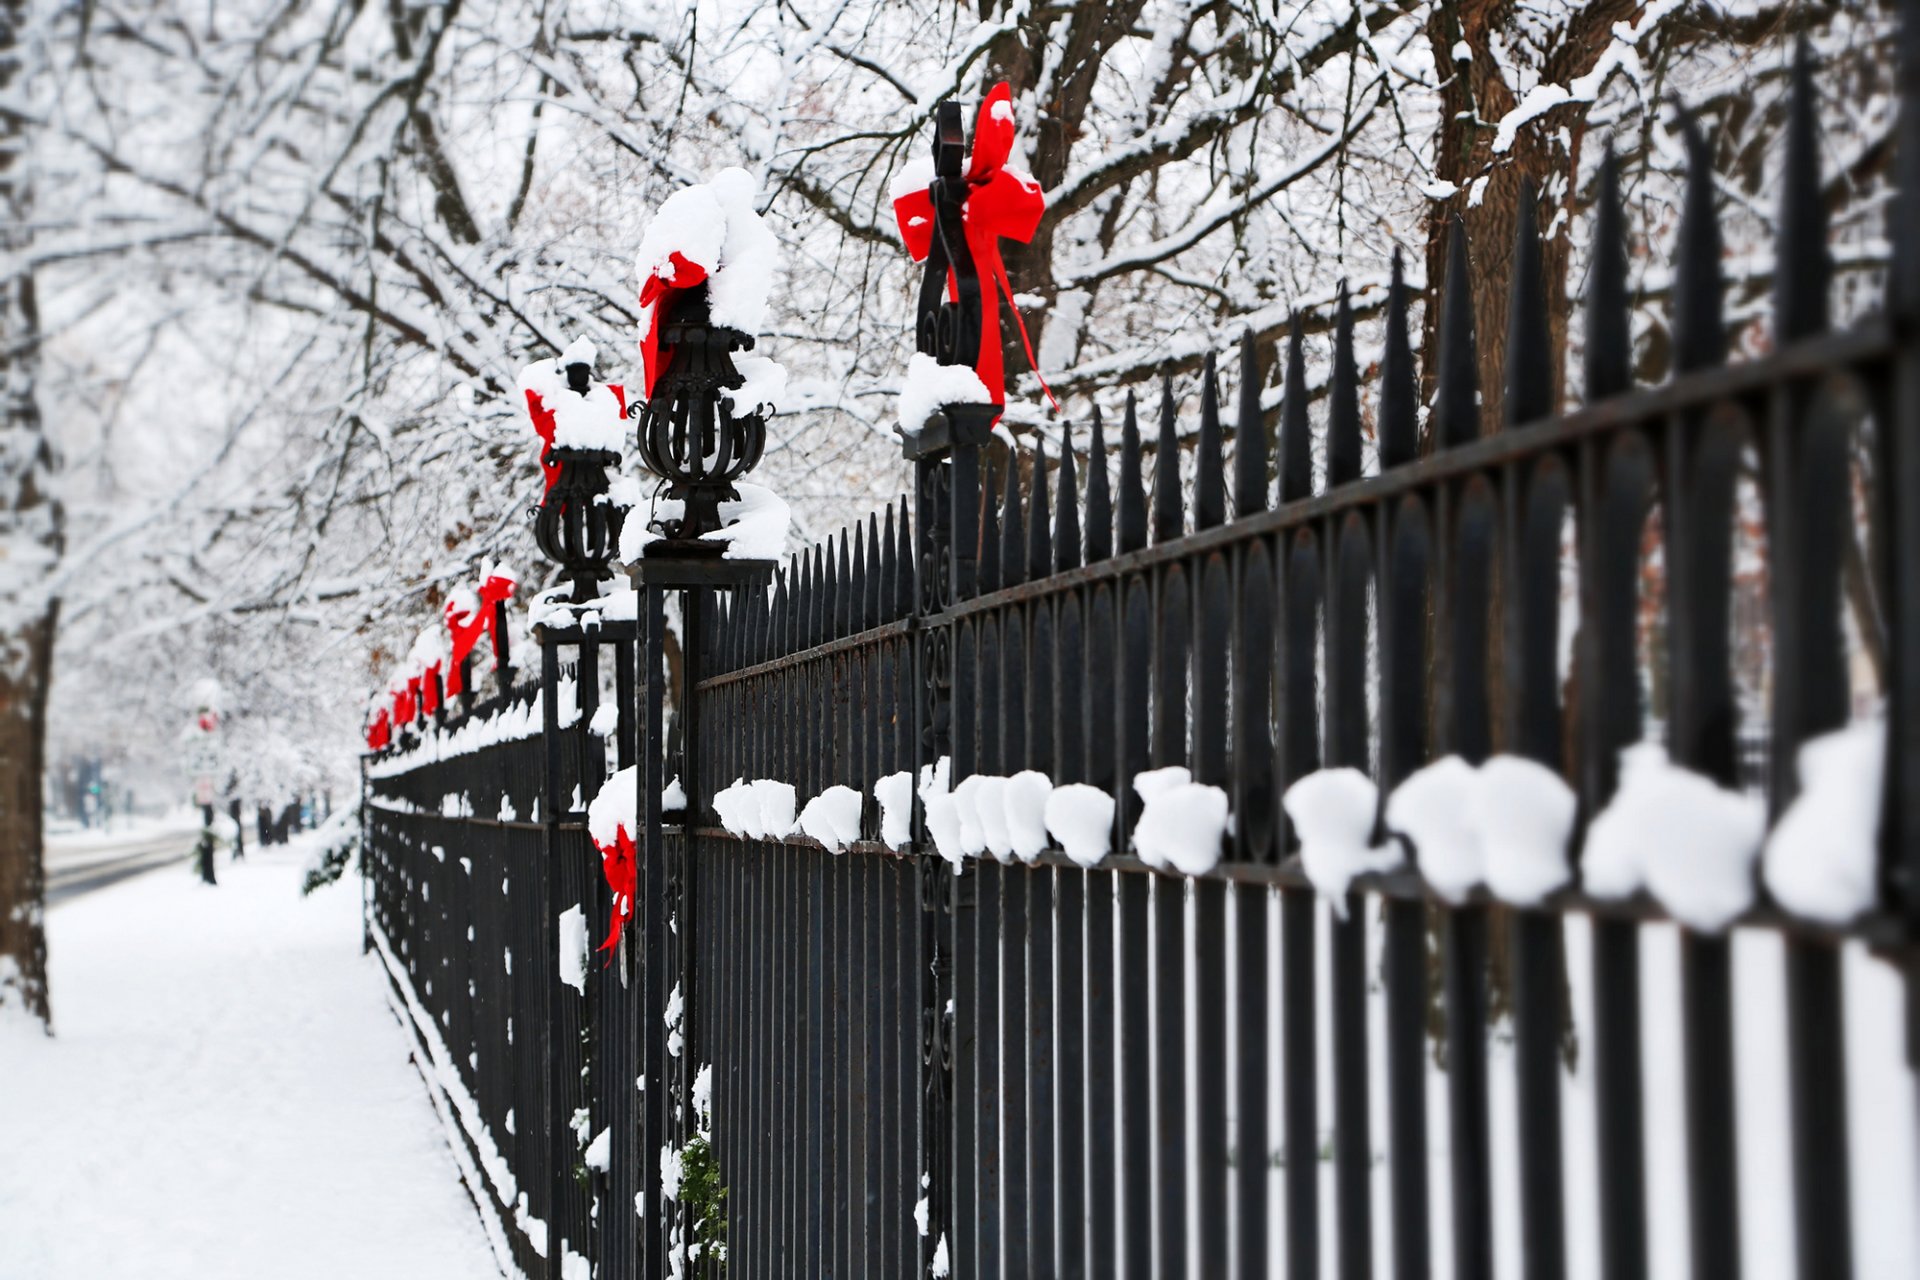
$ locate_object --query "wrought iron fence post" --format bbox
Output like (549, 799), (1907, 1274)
(626, 275), (778, 1279)
(899, 96), (1000, 1279)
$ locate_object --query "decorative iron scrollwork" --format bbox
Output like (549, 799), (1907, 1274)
(915, 101), (983, 371)
(532, 364), (626, 602)
(636, 282), (768, 551)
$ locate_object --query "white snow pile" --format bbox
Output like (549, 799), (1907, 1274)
(662, 776), (688, 813)
(725, 355), (788, 417)
(616, 481), (790, 565)
(636, 166), (781, 337)
(584, 1127), (611, 1173)
(1764, 719), (1885, 925)
(1383, 754), (1577, 906)
(875, 770), (915, 849)
(965, 775), (1007, 857)
(587, 765), (639, 851)
(1283, 768), (1400, 915)
(898, 352), (993, 436)
(930, 1233), (951, 1279)
(713, 778), (799, 841)
(519, 337), (629, 453)
(1004, 772), (1052, 862)
(703, 482), (790, 561)
(1045, 784), (1115, 868)
(558, 904), (588, 995)
(799, 785), (864, 852)
(1583, 742), (1766, 932)
(589, 704), (619, 738)
(918, 757), (964, 871)
(1130, 767), (1229, 876)
(529, 579), (641, 632)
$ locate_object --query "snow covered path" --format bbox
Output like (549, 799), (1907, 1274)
(0, 840), (500, 1280)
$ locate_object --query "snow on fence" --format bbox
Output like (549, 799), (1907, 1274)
(362, 50), (1920, 1280)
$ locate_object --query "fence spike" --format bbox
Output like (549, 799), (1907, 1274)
(771, 569), (789, 660)
(1003, 443), (1028, 586)
(866, 512), (882, 630)
(1030, 438), (1053, 579)
(753, 583), (769, 665)
(1380, 251), (1418, 467)
(850, 522), (866, 636)
(1086, 405), (1114, 563)
(981, 457), (1004, 594)
(791, 553), (805, 653)
(809, 542), (825, 647)
(1586, 150), (1633, 401)
(1329, 283), (1362, 485)
(740, 585), (755, 669)
(1280, 316), (1312, 502)
(1057, 435), (1083, 573)
(840, 531), (856, 638)
(1234, 331), (1269, 516)
(1119, 391), (1148, 553)
(1674, 115), (1726, 373)
(1505, 184), (1552, 428)
(1153, 378), (1184, 544)
(1776, 40), (1830, 342)
(896, 498), (914, 620)
(1196, 353), (1227, 529)
(880, 504), (898, 622)
(1436, 214), (1480, 448)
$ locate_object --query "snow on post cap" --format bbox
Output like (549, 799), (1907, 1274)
(898, 352), (992, 436)
(518, 346), (628, 453)
(560, 336), (597, 368)
(635, 166), (780, 337)
(587, 765), (639, 850)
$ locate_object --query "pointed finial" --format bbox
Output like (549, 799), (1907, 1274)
(1086, 405), (1114, 562)
(1435, 214), (1480, 448)
(1380, 251), (1418, 467)
(1673, 113), (1726, 373)
(1280, 315), (1312, 502)
(1329, 283), (1361, 485)
(1776, 40), (1830, 342)
(1195, 354), (1227, 529)
(866, 513), (882, 630)
(1153, 379), (1183, 544)
(1056, 437), (1082, 572)
(895, 497), (914, 618)
(1001, 447), (1027, 586)
(980, 460), (1003, 593)
(1232, 331), (1269, 516)
(880, 504), (898, 622)
(1586, 149), (1632, 401)
(1505, 183), (1551, 428)
(1119, 391), (1148, 553)
(1029, 438), (1052, 579)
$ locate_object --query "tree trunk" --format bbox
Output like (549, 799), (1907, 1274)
(1418, 0), (1640, 433)
(0, 0), (60, 1032)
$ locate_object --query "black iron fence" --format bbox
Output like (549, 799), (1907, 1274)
(363, 34), (1920, 1280)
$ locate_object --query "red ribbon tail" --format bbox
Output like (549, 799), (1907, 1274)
(995, 261), (1061, 415)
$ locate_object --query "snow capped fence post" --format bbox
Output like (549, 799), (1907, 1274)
(890, 96), (1012, 1279)
(614, 167), (785, 1280)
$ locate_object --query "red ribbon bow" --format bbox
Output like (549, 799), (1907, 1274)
(444, 573), (517, 696)
(891, 82), (1056, 412)
(392, 682), (416, 728)
(366, 709), (391, 752)
(595, 826), (638, 958)
(637, 251), (710, 398)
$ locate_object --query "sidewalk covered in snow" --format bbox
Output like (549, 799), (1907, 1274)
(0, 834), (499, 1280)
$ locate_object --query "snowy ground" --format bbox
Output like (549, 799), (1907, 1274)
(0, 834), (500, 1280)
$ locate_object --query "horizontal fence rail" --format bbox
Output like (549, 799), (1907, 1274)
(361, 36), (1920, 1280)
